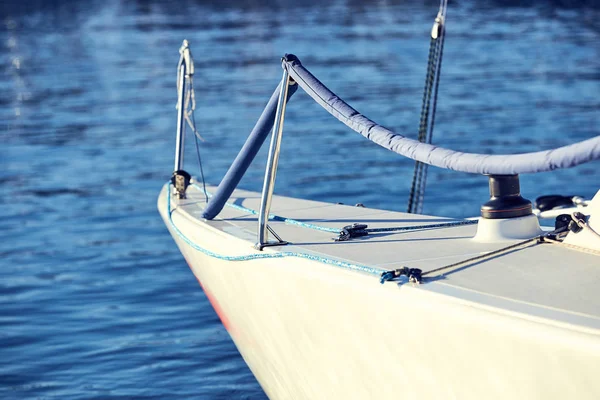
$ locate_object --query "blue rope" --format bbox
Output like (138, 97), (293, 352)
(190, 183), (476, 237)
(166, 184), (385, 277)
(191, 183), (341, 234)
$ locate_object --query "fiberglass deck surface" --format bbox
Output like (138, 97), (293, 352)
(177, 184), (600, 330)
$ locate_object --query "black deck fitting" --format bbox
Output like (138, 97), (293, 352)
(171, 170), (191, 199)
(481, 175), (532, 219)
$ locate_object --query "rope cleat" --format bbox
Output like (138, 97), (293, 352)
(335, 223), (369, 242)
(380, 267), (423, 284)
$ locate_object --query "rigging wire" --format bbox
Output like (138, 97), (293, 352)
(407, 0), (448, 214)
(177, 41), (208, 202)
(192, 111), (209, 204)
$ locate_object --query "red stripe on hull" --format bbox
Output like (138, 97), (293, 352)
(183, 255), (233, 333)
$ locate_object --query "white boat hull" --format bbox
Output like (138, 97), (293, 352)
(159, 185), (600, 400)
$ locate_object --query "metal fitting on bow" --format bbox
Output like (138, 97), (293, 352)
(335, 223), (369, 242)
(380, 267), (423, 284)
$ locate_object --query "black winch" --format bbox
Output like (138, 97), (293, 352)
(481, 175), (532, 219)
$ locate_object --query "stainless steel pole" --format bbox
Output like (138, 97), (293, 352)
(256, 69), (291, 249)
(174, 61), (187, 172)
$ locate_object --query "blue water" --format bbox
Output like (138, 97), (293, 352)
(1, 0), (599, 398)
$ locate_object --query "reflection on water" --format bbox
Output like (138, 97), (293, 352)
(1, 0), (599, 398)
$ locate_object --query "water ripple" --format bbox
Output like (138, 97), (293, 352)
(1, 0), (599, 398)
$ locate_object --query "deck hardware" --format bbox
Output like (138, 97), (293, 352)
(569, 212), (587, 233)
(535, 195), (579, 212)
(481, 175), (533, 219)
(336, 220), (477, 242)
(174, 41), (191, 173)
(335, 223), (369, 241)
(552, 213), (589, 237)
(171, 170), (191, 199)
(256, 58), (294, 250)
(380, 267), (423, 284)
(254, 225), (289, 251)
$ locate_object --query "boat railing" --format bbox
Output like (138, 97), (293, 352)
(174, 40), (193, 173)
(256, 67), (294, 249)
(174, 47), (600, 250)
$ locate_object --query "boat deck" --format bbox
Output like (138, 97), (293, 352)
(173, 183), (600, 332)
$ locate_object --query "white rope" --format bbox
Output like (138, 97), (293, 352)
(543, 236), (600, 257)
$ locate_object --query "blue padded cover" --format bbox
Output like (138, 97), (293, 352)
(283, 54), (600, 175)
(202, 81), (298, 220)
